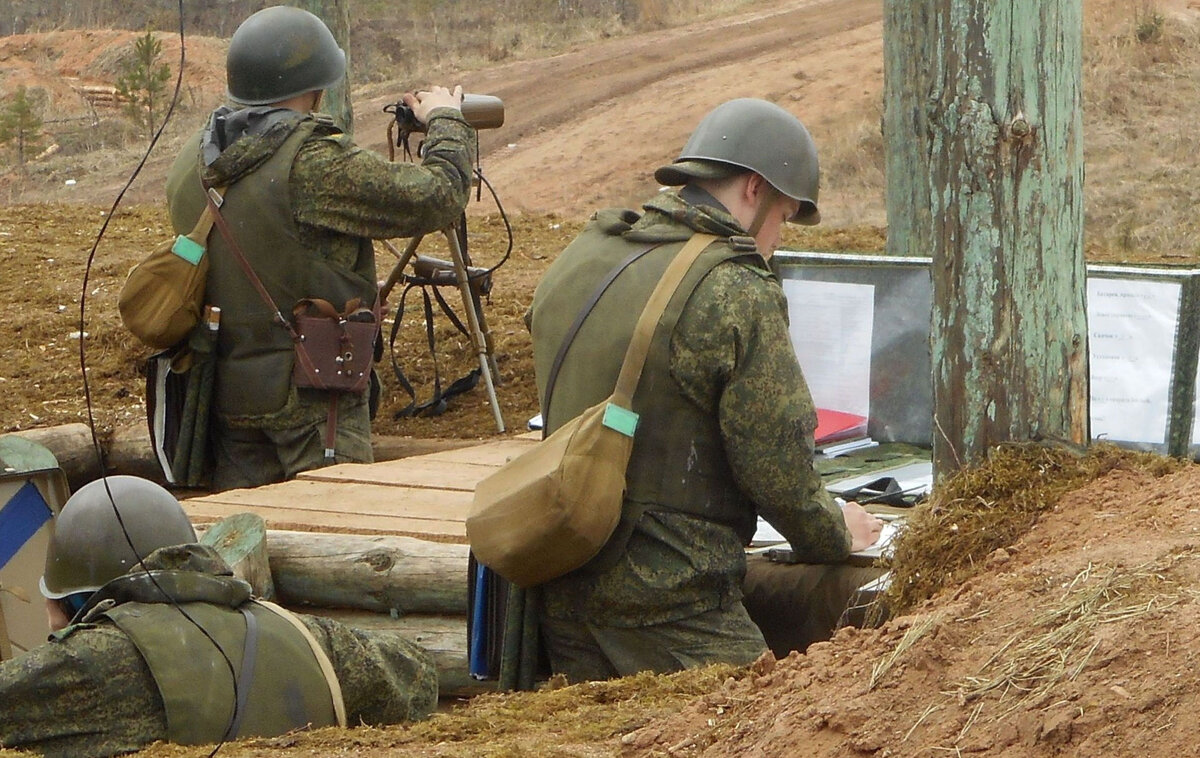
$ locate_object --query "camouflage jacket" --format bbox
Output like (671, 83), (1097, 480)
(0, 545), (437, 758)
(166, 105), (475, 429)
(537, 189), (851, 627)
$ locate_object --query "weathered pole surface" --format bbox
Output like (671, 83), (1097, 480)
(883, 0), (1089, 476)
(289, 0), (353, 134)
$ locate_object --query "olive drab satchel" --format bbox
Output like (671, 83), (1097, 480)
(467, 233), (717, 588)
(118, 188), (225, 351)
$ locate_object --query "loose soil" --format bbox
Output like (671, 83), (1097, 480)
(6, 1), (1200, 757)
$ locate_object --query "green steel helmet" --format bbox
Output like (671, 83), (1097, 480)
(226, 5), (346, 106)
(654, 98), (821, 225)
(40, 476), (197, 599)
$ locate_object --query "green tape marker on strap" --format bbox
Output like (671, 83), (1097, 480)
(171, 235), (205, 266)
(602, 403), (639, 438)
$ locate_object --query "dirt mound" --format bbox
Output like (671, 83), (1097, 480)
(621, 457), (1200, 757)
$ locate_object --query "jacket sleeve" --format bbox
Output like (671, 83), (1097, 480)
(0, 626), (165, 757)
(672, 260), (852, 563)
(298, 614), (438, 725)
(289, 108), (476, 240)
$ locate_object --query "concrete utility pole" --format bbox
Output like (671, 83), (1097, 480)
(883, 1), (1088, 476)
(290, 0), (353, 134)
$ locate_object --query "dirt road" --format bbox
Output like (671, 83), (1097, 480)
(354, 0), (884, 220)
(5, 0), (885, 225)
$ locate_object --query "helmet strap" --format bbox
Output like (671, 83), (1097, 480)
(746, 178), (781, 238)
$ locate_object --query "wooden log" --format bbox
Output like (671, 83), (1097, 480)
(107, 422), (167, 485)
(4, 421), (490, 495)
(303, 609), (494, 698)
(199, 513), (276, 600)
(3, 424), (99, 490)
(884, 0), (1087, 474)
(266, 530), (469, 615)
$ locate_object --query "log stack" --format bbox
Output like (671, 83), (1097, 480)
(200, 520), (491, 698)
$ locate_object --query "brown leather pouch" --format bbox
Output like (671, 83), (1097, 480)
(291, 298), (378, 394)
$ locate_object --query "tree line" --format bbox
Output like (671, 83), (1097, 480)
(0, 0), (663, 37)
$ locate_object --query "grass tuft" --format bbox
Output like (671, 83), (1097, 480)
(882, 443), (1185, 615)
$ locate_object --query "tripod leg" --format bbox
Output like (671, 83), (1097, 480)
(444, 227), (506, 433)
(379, 236), (423, 303)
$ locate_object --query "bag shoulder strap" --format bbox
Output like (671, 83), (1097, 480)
(187, 203), (218, 243)
(252, 600), (348, 728)
(204, 187), (293, 333)
(541, 243), (661, 431)
(611, 233), (716, 407)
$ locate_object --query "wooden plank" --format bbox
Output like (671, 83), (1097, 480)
(182, 500), (467, 541)
(416, 438), (537, 466)
(191, 480), (471, 521)
(297, 458), (498, 491)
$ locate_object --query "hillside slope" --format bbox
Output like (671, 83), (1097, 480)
(3, 0), (1200, 251)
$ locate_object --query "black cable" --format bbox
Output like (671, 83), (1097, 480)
(75, 4), (240, 754)
(465, 166), (514, 283)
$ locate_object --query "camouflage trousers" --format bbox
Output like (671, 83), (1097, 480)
(211, 389), (373, 491)
(539, 603), (768, 682)
(742, 556), (888, 657)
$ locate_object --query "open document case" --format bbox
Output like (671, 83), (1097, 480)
(750, 442), (932, 567)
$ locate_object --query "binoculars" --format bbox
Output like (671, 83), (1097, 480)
(386, 93), (505, 135)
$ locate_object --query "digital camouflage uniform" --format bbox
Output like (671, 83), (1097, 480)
(0, 544), (437, 758)
(527, 187), (852, 681)
(165, 106), (475, 490)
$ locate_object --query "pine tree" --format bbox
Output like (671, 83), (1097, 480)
(0, 85), (46, 173)
(115, 30), (172, 143)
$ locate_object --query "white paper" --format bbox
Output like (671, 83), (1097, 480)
(826, 461), (933, 500)
(782, 279), (875, 418)
(1086, 277), (1179, 444)
(1195, 369), (1200, 446)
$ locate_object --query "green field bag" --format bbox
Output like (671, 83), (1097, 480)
(467, 234), (715, 588)
(118, 190), (222, 351)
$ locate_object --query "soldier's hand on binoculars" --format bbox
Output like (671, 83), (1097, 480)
(403, 85), (464, 125)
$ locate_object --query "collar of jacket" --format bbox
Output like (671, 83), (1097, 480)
(200, 106), (310, 185)
(623, 189), (749, 244)
(74, 544), (251, 625)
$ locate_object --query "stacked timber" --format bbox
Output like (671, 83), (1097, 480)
(186, 438), (541, 698)
(200, 517), (489, 697)
(71, 83), (124, 108)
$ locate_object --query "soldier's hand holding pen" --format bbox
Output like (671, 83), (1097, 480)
(838, 498), (885, 551)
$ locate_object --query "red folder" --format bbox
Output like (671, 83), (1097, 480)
(815, 408), (868, 445)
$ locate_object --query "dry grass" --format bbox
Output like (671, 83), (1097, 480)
(1082, 5), (1200, 259)
(869, 612), (943, 690)
(882, 443), (1186, 615)
(954, 559), (1182, 714)
(120, 663), (750, 758)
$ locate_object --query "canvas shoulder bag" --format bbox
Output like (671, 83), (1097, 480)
(467, 233), (717, 588)
(118, 189), (224, 351)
